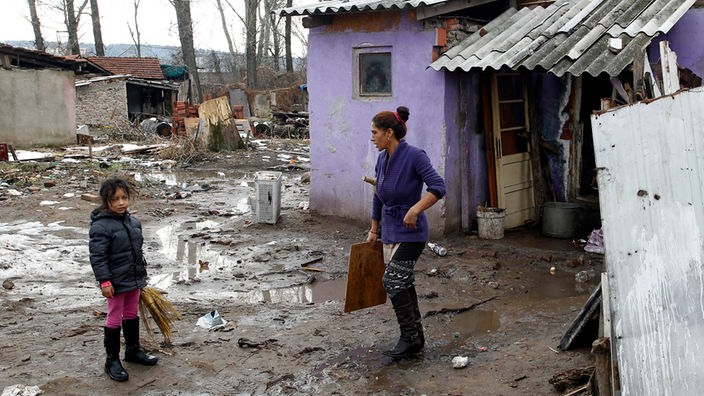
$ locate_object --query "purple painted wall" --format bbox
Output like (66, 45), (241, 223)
(307, 11), (459, 236)
(650, 9), (704, 79)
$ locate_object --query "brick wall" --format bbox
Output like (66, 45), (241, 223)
(75, 79), (131, 130)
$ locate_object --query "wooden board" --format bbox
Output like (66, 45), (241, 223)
(344, 241), (387, 313)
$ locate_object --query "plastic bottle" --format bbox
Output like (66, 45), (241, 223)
(427, 242), (447, 257)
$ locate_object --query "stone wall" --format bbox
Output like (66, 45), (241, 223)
(75, 78), (131, 131)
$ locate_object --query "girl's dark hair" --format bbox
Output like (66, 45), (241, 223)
(98, 177), (133, 210)
(372, 106), (410, 140)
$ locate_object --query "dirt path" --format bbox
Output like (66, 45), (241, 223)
(0, 139), (602, 395)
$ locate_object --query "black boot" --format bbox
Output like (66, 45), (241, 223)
(384, 289), (422, 359)
(409, 286), (425, 349)
(122, 317), (158, 366)
(104, 327), (129, 381)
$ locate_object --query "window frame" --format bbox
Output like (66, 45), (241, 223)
(353, 47), (392, 99)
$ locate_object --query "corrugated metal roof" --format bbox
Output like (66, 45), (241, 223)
(278, 0), (449, 16)
(429, 0), (696, 77)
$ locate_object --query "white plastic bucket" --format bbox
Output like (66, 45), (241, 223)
(477, 208), (506, 239)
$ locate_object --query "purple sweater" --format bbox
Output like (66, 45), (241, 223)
(372, 140), (446, 243)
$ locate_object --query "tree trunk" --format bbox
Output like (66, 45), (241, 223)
(128, 0), (142, 57)
(267, 0), (280, 71)
(258, 0), (271, 67)
(89, 0), (104, 56)
(27, 0), (46, 51)
(65, 0), (81, 55)
(285, 0), (292, 73)
(215, 0), (238, 78)
(173, 0), (203, 103)
(245, 0), (258, 88)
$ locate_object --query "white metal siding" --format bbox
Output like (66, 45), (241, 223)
(591, 87), (704, 396)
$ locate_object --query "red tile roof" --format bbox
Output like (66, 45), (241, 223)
(86, 57), (164, 80)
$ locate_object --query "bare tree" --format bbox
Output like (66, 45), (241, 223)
(89, 0), (104, 55)
(245, 0), (259, 88)
(27, 0), (46, 51)
(171, 0), (203, 102)
(223, 0), (259, 88)
(257, 0), (271, 67)
(65, 0), (80, 54)
(214, 0), (238, 78)
(284, 0), (292, 73)
(127, 0), (141, 57)
(215, 0), (238, 56)
(55, 0), (89, 55)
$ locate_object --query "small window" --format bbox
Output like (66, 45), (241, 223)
(358, 51), (391, 97)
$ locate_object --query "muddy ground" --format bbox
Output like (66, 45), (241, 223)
(0, 139), (603, 396)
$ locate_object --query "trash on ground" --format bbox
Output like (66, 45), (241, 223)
(574, 270), (595, 283)
(584, 228), (604, 254)
(237, 337), (277, 348)
(1, 384), (43, 396)
(196, 310), (228, 330)
(427, 242), (447, 256)
(452, 356), (469, 369)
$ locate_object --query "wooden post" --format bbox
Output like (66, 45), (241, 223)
(8, 145), (18, 162)
(591, 337), (611, 395)
(660, 41), (680, 95)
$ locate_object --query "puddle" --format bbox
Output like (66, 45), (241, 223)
(529, 269), (596, 299)
(449, 309), (501, 338)
(152, 219), (343, 305)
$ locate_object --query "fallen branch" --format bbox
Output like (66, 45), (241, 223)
(423, 296), (497, 318)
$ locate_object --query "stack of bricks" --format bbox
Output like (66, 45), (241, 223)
(172, 101), (200, 135)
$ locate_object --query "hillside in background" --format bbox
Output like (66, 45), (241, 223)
(6, 40), (183, 63)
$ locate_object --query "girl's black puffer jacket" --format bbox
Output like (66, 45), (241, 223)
(89, 208), (148, 294)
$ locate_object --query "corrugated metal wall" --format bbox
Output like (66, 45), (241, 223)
(591, 87), (704, 396)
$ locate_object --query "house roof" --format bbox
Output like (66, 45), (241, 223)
(278, 0), (451, 16)
(0, 43), (90, 72)
(86, 57), (165, 80)
(429, 0), (696, 77)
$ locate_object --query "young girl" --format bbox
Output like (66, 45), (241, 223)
(89, 177), (158, 382)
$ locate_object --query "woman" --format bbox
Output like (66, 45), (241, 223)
(366, 106), (446, 358)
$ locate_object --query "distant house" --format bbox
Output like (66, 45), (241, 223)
(76, 56), (181, 131)
(279, 0), (704, 236)
(0, 43), (99, 147)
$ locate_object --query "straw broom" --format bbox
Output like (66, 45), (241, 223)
(139, 286), (181, 345)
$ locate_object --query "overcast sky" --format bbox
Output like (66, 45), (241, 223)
(1, 0), (305, 56)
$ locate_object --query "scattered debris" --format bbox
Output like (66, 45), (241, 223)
(237, 338), (277, 348)
(584, 228), (604, 254)
(1, 384), (42, 396)
(81, 193), (101, 203)
(549, 367), (593, 393)
(558, 284), (601, 351)
(196, 310), (227, 330)
(424, 296), (497, 318)
(451, 356), (469, 369)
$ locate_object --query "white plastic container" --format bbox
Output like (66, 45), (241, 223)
(254, 171), (282, 224)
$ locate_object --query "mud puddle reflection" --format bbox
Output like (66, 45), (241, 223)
(151, 218), (343, 304)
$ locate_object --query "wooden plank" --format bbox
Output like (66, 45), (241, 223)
(344, 241), (386, 313)
(557, 282), (601, 350)
(601, 272), (621, 395)
(660, 41), (680, 95)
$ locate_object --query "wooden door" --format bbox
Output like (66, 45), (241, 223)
(490, 73), (535, 228)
